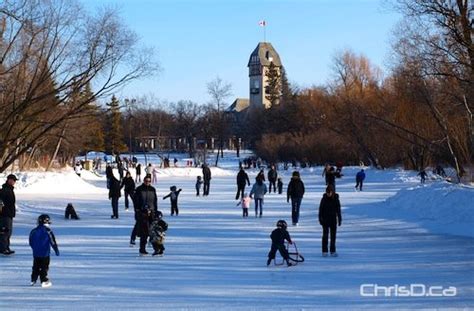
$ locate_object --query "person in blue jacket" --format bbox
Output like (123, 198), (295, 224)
(29, 214), (59, 287)
(355, 169), (366, 191)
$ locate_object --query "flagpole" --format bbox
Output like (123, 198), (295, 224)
(264, 25), (266, 42)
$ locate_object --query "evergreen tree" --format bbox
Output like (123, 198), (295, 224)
(105, 95), (127, 154)
(265, 61), (281, 107)
(280, 66), (294, 105)
(81, 84), (105, 151)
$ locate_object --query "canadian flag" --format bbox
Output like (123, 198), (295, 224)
(258, 20), (266, 27)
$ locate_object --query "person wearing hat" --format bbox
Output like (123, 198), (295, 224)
(318, 184), (342, 257)
(287, 171), (305, 226)
(0, 174), (18, 255)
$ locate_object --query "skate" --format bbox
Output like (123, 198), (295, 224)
(139, 251), (149, 256)
(41, 281), (52, 288)
(30, 281), (36, 286)
(322, 252), (328, 257)
(330, 252), (338, 257)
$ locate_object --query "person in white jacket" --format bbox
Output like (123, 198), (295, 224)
(74, 163), (82, 177)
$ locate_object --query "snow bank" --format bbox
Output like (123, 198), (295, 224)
(12, 172), (106, 194)
(354, 181), (474, 238)
(390, 183), (474, 237)
(80, 169), (105, 181)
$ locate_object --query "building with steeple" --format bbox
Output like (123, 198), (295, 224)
(248, 42), (282, 109)
(228, 41), (283, 113)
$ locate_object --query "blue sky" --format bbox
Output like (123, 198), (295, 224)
(81, 0), (401, 105)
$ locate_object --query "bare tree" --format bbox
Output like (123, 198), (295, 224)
(391, 0), (473, 178)
(0, 0), (159, 172)
(206, 76), (232, 166)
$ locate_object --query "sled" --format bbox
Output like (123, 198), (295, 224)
(274, 241), (305, 266)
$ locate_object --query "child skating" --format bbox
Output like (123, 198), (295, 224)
(267, 220), (293, 267)
(163, 185), (182, 216)
(236, 193), (251, 218)
(195, 176), (203, 196)
(277, 177), (283, 194)
(149, 211), (168, 256)
(29, 214), (59, 287)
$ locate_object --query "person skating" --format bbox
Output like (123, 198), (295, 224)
(29, 214), (59, 287)
(256, 169), (265, 182)
(267, 165), (278, 193)
(64, 203), (79, 220)
(277, 177), (283, 195)
(235, 167), (250, 200)
(418, 169), (428, 184)
(267, 220), (293, 267)
(287, 171), (305, 226)
(195, 176), (203, 196)
(322, 163), (331, 184)
(325, 166), (336, 191)
(163, 186), (182, 216)
(74, 162), (82, 177)
(236, 193), (251, 218)
(108, 175), (121, 219)
(250, 177), (267, 218)
(135, 163), (142, 183)
(145, 163), (153, 180)
(120, 171), (135, 211)
(318, 185), (342, 257)
(355, 169), (366, 191)
(202, 164), (212, 196)
(0, 174), (18, 255)
(149, 211), (168, 256)
(133, 177), (158, 255)
(105, 163), (113, 189)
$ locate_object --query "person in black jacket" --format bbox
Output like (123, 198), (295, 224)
(267, 165), (278, 193)
(135, 163), (142, 183)
(235, 167), (250, 200)
(0, 174), (17, 255)
(318, 185), (342, 257)
(287, 171), (305, 226)
(105, 163), (113, 189)
(120, 171), (135, 211)
(108, 175), (121, 219)
(133, 177), (158, 255)
(163, 186), (182, 216)
(266, 220), (293, 267)
(202, 164), (212, 196)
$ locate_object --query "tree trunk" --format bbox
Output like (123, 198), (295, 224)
(46, 126), (67, 172)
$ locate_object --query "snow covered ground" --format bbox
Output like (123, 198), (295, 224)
(0, 154), (473, 309)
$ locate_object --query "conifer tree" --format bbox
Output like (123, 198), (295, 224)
(105, 95), (127, 154)
(81, 84), (105, 151)
(265, 62), (281, 107)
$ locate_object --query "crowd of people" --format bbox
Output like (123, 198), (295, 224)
(0, 157), (450, 286)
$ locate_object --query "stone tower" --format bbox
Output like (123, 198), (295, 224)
(247, 42), (282, 109)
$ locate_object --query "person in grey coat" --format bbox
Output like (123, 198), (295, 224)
(250, 177), (268, 218)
